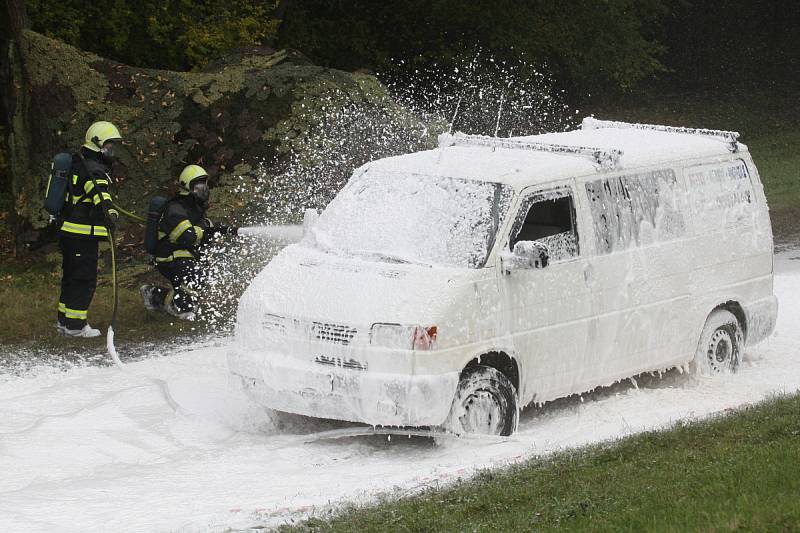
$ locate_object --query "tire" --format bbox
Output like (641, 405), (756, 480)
(693, 309), (744, 374)
(443, 365), (518, 436)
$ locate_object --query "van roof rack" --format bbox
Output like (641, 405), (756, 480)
(582, 117), (740, 153)
(438, 132), (623, 170)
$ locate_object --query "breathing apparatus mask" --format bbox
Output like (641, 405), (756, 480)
(99, 141), (117, 166)
(100, 142), (115, 158)
(191, 180), (210, 206)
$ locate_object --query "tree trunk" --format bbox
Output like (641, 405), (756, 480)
(3, 0), (32, 255)
(7, 0), (30, 38)
(270, 0), (291, 47)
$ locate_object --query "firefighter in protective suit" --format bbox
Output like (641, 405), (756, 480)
(56, 121), (121, 337)
(139, 165), (238, 320)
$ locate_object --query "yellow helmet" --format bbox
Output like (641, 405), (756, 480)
(178, 164), (209, 194)
(83, 121), (122, 152)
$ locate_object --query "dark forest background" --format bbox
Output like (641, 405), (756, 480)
(1, 0), (799, 256)
(2, 0), (798, 96)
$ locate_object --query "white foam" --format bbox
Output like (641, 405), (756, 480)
(0, 252), (798, 532)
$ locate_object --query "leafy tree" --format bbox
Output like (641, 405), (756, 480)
(657, 0), (800, 89)
(277, 0), (670, 94)
(13, 0), (799, 96)
(24, 0), (281, 70)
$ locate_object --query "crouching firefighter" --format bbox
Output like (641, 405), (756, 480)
(49, 121), (122, 338)
(140, 165), (238, 320)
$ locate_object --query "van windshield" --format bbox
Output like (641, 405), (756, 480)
(304, 170), (513, 268)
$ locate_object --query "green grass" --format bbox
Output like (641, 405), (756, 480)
(0, 235), (276, 357)
(0, 245), (204, 353)
(749, 129), (800, 213)
(285, 394), (800, 532)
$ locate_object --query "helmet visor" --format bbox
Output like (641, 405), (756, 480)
(100, 141), (117, 159)
(191, 180), (209, 203)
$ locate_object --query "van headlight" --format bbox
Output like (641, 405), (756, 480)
(370, 323), (438, 350)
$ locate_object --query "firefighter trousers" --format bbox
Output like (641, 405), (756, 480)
(152, 259), (204, 314)
(58, 236), (99, 330)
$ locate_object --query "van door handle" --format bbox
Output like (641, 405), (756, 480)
(584, 264), (595, 287)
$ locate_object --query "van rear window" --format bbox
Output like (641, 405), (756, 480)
(685, 159), (754, 229)
(585, 168), (686, 254)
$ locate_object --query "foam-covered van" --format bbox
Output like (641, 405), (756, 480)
(228, 118), (778, 436)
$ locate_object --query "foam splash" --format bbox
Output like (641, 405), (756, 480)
(194, 53), (575, 330)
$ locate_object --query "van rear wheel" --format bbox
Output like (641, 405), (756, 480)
(444, 365), (518, 436)
(694, 309), (744, 374)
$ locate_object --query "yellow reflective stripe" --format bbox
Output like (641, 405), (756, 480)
(155, 250), (194, 262)
(90, 194), (113, 205)
(83, 181), (95, 194)
(59, 303), (87, 319)
(61, 221), (93, 235)
(94, 179), (109, 186)
(158, 231), (166, 239)
(73, 175), (79, 185)
(194, 226), (204, 242)
(64, 308), (87, 319)
(169, 220), (192, 243)
(60, 221), (108, 236)
(108, 208), (119, 216)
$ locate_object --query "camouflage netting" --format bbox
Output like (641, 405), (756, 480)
(6, 30), (438, 246)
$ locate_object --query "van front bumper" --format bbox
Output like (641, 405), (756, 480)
(228, 348), (460, 427)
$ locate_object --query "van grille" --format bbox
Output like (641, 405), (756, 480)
(312, 322), (357, 345)
(262, 313), (358, 345)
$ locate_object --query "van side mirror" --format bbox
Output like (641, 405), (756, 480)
(502, 241), (549, 274)
(302, 208), (320, 237)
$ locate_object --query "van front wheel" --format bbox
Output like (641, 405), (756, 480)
(443, 365), (518, 436)
(694, 309), (744, 374)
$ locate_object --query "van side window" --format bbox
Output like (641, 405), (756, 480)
(585, 168), (685, 254)
(510, 189), (579, 262)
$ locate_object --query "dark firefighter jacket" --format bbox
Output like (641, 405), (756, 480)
(154, 194), (208, 263)
(59, 148), (119, 239)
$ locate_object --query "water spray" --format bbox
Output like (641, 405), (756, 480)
(236, 224), (303, 244)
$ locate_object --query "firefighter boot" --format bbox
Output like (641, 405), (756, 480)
(56, 323), (102, 338)
(140, 284), (167, 311)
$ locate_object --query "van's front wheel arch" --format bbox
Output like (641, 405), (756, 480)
(693, 309), (744, 374)
(443, 365), (518, 436)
